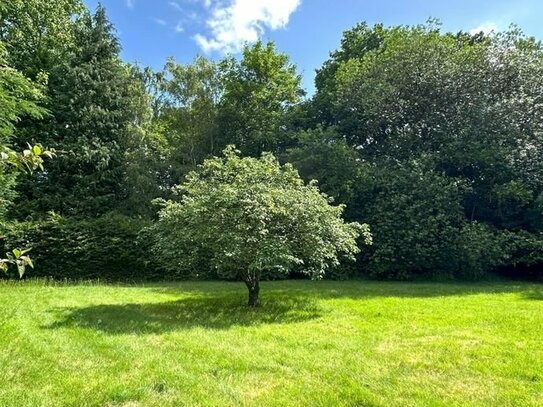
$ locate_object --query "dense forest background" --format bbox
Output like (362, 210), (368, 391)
(1, 1), (542, 281)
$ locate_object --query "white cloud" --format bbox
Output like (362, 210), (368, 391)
(469, 22), (498, 35)
(188, 11), (200, 22)
(194, 0), (301, 54)
(153, 18), (167, 26)
(169, 1), (183, 12)
(126, 0), (135, 9)
(175, 21), (184, 33)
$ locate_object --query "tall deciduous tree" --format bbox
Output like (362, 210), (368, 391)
(319, 22), (543, 230)
(308, 21), (543, 277)
(160, 56), (224, 178)
(152, 147), (370, 306)
(0, 0), (83, 78)
(219, 41), (304, 156)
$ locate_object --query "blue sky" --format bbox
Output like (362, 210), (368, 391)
(84, 0), (543, 94)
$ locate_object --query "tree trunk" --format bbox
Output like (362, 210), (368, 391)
(246, 279), (260, 307)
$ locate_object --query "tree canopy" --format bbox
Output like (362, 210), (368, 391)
(151, 147), (370, 305)
(0, 39), (53, 277)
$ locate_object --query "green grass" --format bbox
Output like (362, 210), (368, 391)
(1, 280), (542, 406)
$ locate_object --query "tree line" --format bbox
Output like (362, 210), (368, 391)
(1, 2), (542, 281)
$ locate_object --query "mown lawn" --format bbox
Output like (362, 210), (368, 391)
(0, 280), (542, 406)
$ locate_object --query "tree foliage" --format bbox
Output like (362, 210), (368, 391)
(0, 39), (53, 277)
(0, 0), (84, 78)
(0, 39), (48, 212)
(15, 6), (145, 217)
(286, 127), (362, 205)
(218, 41), (304, 156)
(151, 147), (370, 305)
(309, 21), (543, 279)
(157, 56), (224, 181)
(2, 0), (542, 284)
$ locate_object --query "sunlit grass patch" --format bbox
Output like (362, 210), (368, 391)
(0, 280), (541, 406)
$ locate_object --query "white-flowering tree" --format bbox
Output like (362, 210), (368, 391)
(152, 147), (371, 306)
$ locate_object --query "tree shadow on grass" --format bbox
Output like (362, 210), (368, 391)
(45, 292), (322, 334)
(522, 289), (543, 301)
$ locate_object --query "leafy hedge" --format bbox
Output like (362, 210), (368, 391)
(2, 211), (541, 282)
(1, 213), (160, 281)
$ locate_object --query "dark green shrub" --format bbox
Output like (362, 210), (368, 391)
(1, 213), (158, 281)
(353, 163), (466, 280)
(452, 223), (509, 280)
(496, 230), (543, 280)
